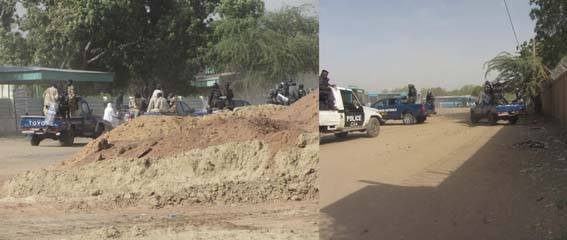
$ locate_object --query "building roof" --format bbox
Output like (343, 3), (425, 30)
(0, 66), (113, 84)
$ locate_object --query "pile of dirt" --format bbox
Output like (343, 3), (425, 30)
(1, 91), (319, 208)
(274, 89), (318, 132)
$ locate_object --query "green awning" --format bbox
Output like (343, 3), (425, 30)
(0, 66), (113, 84)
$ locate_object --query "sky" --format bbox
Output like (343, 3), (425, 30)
(320, 0), (536, 91)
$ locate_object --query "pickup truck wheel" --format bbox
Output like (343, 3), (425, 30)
(402, 113), (416, 125)
(30, 135), (42, 146)
(334, 132), (348, 138)
(366, 118), (381, 138)
(470, 111), (480, 123)
(416, 116), (426, 124)
(488, 114), (499, 125)
(509, 116), (519, 125)
(59, 130), (75, 146)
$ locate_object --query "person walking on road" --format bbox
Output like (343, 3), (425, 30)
(103, 103), (119, 127)
(43, 84), (59, 116)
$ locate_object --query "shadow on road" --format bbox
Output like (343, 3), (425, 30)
(320, 133), (369, 144)
(41, 142), (89, 148)
(320, 113), (557, 240)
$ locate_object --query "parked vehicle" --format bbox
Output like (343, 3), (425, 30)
(424, 102), (436, 115)
(232, 99), (251, 108)
(319, 86), (383, 138)
(143, 101), (208, 117)
(470, 102), (524, 125)
(20, 98), (110, 146)
(371, 97), (427, 124)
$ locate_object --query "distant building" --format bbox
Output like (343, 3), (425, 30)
(192, 67), (238, 88)
(433, 95), (477, 108)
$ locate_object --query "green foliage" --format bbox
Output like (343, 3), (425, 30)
(0, 0), (318, 94)
(217, 0), (265, 18)
(0, 30), (32, 66)
(0, 0), (16, 31)
(208, 5), (318, 86)
(419, 85), (482, 97)
(387, 84), (482, 97)
(485, 51), (550, 98)
(529, 0), (567, 68)
(1, 0), (220, 93)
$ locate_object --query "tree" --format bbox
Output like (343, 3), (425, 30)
(529, 0), (567, 68)
(208, 4), (318, 87)
(0, 0), (16, 31)
(1, 0), (220, 93)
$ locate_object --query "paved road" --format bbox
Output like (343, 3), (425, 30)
(0, 137), (89, 184)
(320, 109), (555, 240)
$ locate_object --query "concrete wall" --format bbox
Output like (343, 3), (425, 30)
(543, 71), (567, 129)
(0, 98), (16, 134)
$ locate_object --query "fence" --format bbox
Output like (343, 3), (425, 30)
(542, 71), (567, 129)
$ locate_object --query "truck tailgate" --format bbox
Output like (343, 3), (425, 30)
(20, 116), (62, 129)
(496, 104), (524, 113)
(319, 110), (341, 127)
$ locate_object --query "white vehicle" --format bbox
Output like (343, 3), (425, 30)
(319, 86), (383, 138)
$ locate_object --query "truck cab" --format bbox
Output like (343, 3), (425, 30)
(319, 86), (383, 138)
(371, 97), (427, 124)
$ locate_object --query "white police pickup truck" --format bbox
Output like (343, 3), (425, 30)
(319, 86), (383, 138)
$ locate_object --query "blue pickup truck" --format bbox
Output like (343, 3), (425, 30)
(470, 102), (524, 125)
(20, 98), (110, 146)
(371, 97), (427, 124)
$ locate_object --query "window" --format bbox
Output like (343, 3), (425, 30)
(372, 100), (385, 108)
(341, 90), (362, 109)
(341, 90), (354, 106)
(80, 102), (90, 116)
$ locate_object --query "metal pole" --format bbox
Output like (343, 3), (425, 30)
(12, 85), (18, 133)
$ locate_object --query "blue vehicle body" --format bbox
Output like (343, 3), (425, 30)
(495, 104), (525, 113)
(424, 102), (436, 115)
(371, 98), (427, 124)
(20, 98), (108, 146)
(470, 102), (525, 125)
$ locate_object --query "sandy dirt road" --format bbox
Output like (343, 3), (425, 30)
(0, 137), (89, 184)
(0, 200), (318, 240)
(0, 135), (319, 240)
(320, 109), (567, 240)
